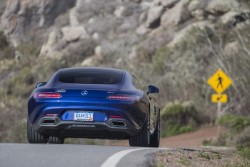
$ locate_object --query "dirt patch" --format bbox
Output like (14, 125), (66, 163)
(150, 149), (250, 167)
(105, 126), (223, 148)
(160, 126), (223, 148)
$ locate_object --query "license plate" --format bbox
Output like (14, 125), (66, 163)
(74, 111), (94, 121)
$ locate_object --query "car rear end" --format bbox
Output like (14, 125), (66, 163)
(28, 68), (147, 140)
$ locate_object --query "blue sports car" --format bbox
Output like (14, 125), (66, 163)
(27, 67), (160, 147)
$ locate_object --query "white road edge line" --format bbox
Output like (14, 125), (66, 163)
(100, 148), (150, 167)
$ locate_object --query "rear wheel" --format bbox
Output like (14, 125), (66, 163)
(129, 114), (150, 147)
(27, 117), (48, 143)
(48, 136), (64, 144)
(149, 113), (160, 147)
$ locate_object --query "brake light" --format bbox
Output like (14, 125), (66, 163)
(45, 114), (58, 117)
(107, 95), (140, 101)
(109, 115), (124, 119)
(34, 92), (62, 99)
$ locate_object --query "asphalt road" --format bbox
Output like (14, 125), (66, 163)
(0, 144), (159, 167)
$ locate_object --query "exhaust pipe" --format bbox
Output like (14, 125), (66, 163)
(110, 120), (127, 127)
(42, 119), (56, 125)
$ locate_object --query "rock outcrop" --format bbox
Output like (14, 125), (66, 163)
(160, 0), (179, 8)
(206, 0), (240, 14)
(146, 6), (164, 28)
(1, 0), (75, 46)
(1, 0), (249, 62)
(161, 0), (191, 28)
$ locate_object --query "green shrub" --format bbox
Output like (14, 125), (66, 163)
(209, 116), (250, 155)
(7, 67), (34, 97)
(0, 31), (8, 49)
(236, 127), (250, 159)
(0, 31), (15, 61)
(153, 47), (171, 74)
(202, 132), (231, 147)
(161, 124), (193, 137)
(136, 47), (152, 63)
(239, 146), (250, 160)
(160, 101), (202, 137)
(0, 47), (15, 60)
(217, 114), (250, 132)
(15, 43), (40, 68)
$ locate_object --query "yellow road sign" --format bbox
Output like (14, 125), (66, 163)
(207, 69), (232, 93)
(211, 94), (228, 103)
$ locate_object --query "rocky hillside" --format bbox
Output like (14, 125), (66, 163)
(1, 0), (248, 57)
(0, 0), (250, 142)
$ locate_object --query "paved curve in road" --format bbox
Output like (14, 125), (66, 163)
(0, 144), (161, 167)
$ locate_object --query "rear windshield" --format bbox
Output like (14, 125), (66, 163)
(58, 69), (124, 84)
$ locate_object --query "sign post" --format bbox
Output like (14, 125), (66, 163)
(207, 68), (232, 107)
(207, 69), (232, 134)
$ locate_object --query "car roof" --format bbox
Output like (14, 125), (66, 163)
(60, 67), (125, 73)
(42, 67), (129, 90)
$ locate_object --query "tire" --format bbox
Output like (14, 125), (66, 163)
(149, 113), (160, 147)
(48, 136), (64, 144)
(129, 114), (150, 147)
(27, 117), (48, 143)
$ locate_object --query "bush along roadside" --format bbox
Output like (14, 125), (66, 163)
(217, 114), (250, 132)
(160, 101), (209, 137)
(216, 114), (250, 159)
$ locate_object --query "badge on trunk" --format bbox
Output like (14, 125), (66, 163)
(81, 90), (88, 96)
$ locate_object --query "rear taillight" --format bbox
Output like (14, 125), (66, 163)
(34, 92), (62, 99)
(109, 115), (124, 119)
(44, 114), (58, 117)
(107, 95), (140, 101)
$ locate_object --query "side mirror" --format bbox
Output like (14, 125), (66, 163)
(147, 85), (159, 94)
(36, 82), (47, 88)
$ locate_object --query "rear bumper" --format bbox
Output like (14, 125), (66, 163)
(33, 116), (140, 139)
